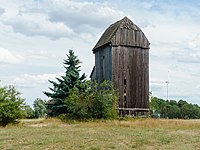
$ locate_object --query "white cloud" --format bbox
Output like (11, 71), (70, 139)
(1, 0), (124, 40)
(14, 73), (63, 88)
(25, 50), (59, 60)
(0, 8), (5, 15)
(0, 48), (24, 64)
(4, 13), (74, 40)
(47, 0), (124, 28)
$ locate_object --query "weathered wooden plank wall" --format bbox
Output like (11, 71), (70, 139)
(112, 46), (149, 109)
(95, 46), (112, 84)
(111, 28), (149, 49)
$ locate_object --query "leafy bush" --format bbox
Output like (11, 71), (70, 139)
(64, 81), (118, 120)
(0, 85), (25, 126)
(90, 81), (118, 119)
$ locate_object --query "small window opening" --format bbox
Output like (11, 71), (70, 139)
(124, 95), (127, 108)
(124, 78), (127, 108)
(124, 79), (126, 85)
(124, 95), (126, 102)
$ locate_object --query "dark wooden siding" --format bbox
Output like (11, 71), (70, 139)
(112, 46), (149, 108)
(111, 28), (149, 49)
(90, 66), (96, 81)
(95, 45), (112, 84)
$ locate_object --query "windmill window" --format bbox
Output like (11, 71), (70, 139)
(124, 95), (127, 108)
(124, 79), (126, 85)
(124, 95), (126, 102)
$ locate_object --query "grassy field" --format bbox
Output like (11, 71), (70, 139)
(0, 118), (200, 150)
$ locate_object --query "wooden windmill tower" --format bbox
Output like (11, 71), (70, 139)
(91, 17), (150, 116)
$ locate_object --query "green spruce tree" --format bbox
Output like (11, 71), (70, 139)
(44, 50), (86, 116)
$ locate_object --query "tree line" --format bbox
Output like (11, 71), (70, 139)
(150, 97), (200, 119)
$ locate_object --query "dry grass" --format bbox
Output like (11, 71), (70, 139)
(1, 118), (200, 149)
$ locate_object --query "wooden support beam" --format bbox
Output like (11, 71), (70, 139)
(117, 107), (149, 111)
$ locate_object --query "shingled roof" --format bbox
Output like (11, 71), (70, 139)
(93, 17), (149, 51)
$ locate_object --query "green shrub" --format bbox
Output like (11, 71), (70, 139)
(64, 80), (118, 120)
(0, 85), (25, 126)
(90, 81), (118, 119)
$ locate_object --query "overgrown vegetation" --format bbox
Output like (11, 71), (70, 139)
(44, 49), (86, 116)
(0, 85), (25, 126)
(63, 81), (118, 120)
(150, 97), (200, 119)
(0, 82), (47, 126)
(44, 50), (118, 119)
(23, 98), (47, 119)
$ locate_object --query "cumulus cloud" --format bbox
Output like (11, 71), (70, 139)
(5, 13), (74, 40)
(47, 0), (124, 28)
(0, 8), (5, 15)
(25, 50), (55, 60)
(45, 0), (124, 40)
(1, 0), (124, 40)
(14, 73), (63, 88)
(0, 48), (24, 64)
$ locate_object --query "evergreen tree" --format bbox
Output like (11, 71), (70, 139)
(44, 50), (86, 116)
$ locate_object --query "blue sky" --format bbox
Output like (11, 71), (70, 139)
(0, 0), (200, 106)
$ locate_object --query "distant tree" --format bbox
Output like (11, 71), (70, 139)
(149, 96), (159, 111)
(24, 105), (35, 118)
(33, 98), (47, 118)
(169, 100), (178, 106)
(180, 103), (200, 119)
(178, 100), (188, 107)
(192, 105), (200, 119)
(165, 104), (181, 119)
(0, 85), (25, 126)
(44, 50), (86, 116)
(153, 98), (168, 117)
